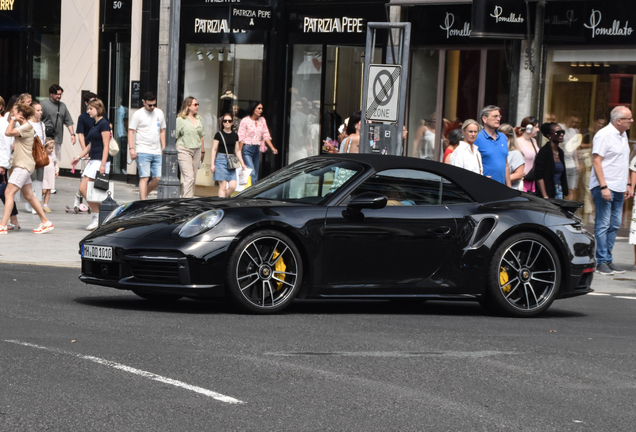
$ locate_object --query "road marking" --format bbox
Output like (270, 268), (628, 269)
(266, 351), (518, 358)
(4, 340), (244, 404)
(588, 293), (611, 296)
(614, 296), (636, 300)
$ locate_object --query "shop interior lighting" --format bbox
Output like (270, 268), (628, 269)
(578, 62), (585, 67)
(604, 62), (610, 67)
(585, 62), (592, 67)
(571, 62), (577, 67)
(218, 49), (224, 62)
(227, 50), (233, 61)
(206, 51), (215, 61)
(197, 50), (204, 61)
(594, 62), (600, 67)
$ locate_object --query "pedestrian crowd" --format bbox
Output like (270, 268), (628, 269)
(437, 104), (635, 275)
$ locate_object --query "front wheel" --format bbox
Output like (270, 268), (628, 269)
(226, 230), (303, 314)
(483, 233), (561, 317)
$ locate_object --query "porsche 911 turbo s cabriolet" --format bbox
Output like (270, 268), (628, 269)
(79, 154), (595, 317)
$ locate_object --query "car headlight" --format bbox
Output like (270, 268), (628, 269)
(103, 202), (132, 225)
(179, 209), (224, 238)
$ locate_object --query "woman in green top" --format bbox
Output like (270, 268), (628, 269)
(176, 96), (205, 197)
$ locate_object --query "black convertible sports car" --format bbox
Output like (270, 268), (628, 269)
(79, 154), (595, 317)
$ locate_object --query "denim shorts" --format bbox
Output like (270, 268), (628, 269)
(214, 153), (236, 182)
(137, 153), (162, 178)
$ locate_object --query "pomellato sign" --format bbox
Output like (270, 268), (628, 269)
(544, 1), (636, 45)
(471, 0), (528, 39)
(440, 12), (471, 39)
(409, 5), (472, 45)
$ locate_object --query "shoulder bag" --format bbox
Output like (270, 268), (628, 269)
(220, 132), (242, 170)
(33, 123), (50, 170)
(523, 138), (539, 183)
(45, 103), (59, 138)
(108, 135), (119, 156)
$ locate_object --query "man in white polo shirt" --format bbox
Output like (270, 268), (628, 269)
(128, 92), (166, 200)
(590, 106), (633, 275)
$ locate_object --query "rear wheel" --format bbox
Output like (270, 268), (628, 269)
(226, 230), (303, 314)
(132, 290), (183, 302)
(483, 233), (561, 317)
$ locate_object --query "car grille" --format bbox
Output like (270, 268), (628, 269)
(129, 261), (181, 284)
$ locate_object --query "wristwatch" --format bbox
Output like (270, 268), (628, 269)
(600, 185), (608, 190)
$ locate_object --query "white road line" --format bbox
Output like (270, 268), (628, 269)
(588, 293), (611, 296)
(614, 296), (636, 300)
(4, 340), (244, 404)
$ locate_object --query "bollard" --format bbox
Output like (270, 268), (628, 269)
(98, 191), (118, 227)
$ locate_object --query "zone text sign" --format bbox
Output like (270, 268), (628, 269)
(365, 64), (401, 123)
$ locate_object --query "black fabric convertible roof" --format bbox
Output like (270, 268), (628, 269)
(315, 153), (522, 204)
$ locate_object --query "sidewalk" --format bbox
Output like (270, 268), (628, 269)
(0, 177), (634, 295)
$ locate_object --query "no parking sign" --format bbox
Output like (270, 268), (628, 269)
(364, 64), (401, 123)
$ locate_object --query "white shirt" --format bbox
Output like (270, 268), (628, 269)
(0, 116), (12, 169)
(29, 120), (46, 145)
(450, 141), (483, 175)
(128, 108), (166, 155)
(589, 122), (630, 192)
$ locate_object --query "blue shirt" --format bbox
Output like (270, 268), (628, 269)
(475, 129), (508, 184)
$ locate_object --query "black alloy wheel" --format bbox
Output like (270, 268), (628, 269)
(484, 232), (561, 317)
(226, 230), (303, 314)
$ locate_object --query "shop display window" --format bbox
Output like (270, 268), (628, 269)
(544, 49), (636, 226)
(183, 43), (263, 186)
(407, 50), (440, 159)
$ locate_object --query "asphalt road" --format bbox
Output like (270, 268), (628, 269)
(1, 263), (636, 432)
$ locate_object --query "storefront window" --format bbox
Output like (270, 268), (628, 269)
(33, 33), (60, 101)
(408, 50), (439, 159)
(545, 49), (636, 226)
(183, 43), (264, 186)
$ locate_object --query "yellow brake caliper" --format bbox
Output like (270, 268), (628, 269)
(272, 249), (286, 291)
(500, 267), (510, 293)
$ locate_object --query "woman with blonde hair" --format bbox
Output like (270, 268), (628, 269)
(0, 103), (53, 234)
(176, 96), (205, 197)
(500, 123), (525, 190)
(71, 99), (111, 230)
(450, 119), (483, 174)
(16, 93), (32, 106)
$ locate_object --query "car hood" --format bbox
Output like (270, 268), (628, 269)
(82, 197), (302, 241)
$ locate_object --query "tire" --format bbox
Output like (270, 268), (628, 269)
(226, 230), (303, 314)
(483, 232), (561, 317)
(132, 290), (183, 302)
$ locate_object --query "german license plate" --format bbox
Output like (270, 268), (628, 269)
(82, 245), (113, 261)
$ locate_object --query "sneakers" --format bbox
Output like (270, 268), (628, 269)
(33, 220), (54, 234)
(43, 205), (51, 213)
(607, 263), (626, 274)
(596, 263), (614, 275)
(73, 192), (81, 208)
(51, 189), (56, 194)
(0, 225), (7, 235)
(31, 209), (37, 215)
(86, 215), (99, 231)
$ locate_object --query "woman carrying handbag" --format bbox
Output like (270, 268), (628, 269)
(71, 99), (111, 231)
(0, 104), (53, 235)
(238, 101), (277, 185)
(211, 114), (246, 197)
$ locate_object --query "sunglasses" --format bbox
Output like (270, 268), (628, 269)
(552, 130), (566, 135)
(192, 103), (199, 106)
(223, 119), (233, 123)
(146, 103), (157, 107)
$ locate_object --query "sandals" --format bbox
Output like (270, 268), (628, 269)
(7, 223), (20, 231)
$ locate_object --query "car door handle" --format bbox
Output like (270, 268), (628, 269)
(428, 226), (451, 235)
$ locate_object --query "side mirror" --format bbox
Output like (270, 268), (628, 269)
(347, 192), (388, 211)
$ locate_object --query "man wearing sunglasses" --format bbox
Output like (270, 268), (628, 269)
(128, 92), (166, 200)
(590, 106), (634, 275)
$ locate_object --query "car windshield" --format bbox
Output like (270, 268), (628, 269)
(237, 158), (363, 205)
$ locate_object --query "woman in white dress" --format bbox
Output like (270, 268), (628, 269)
(450, 119), (483, 175)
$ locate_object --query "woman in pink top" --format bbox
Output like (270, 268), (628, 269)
(238, 101), (278, 184)
(515, 116), (540, 193)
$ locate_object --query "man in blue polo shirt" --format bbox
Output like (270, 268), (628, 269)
(475, 105), (511, 186)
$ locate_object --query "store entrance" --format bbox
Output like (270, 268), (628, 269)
(98, 31), (131, 181)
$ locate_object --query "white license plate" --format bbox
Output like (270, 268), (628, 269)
(82, 245), (113, 261)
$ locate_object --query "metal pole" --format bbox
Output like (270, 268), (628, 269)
(530, 1), (545, 118)
(158, 0), (181, 199)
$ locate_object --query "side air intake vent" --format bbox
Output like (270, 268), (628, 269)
(470, 216), (497, 248)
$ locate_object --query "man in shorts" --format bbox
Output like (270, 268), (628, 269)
(128, 92), (166, 200)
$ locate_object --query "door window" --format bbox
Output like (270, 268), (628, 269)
(352, 168), (472, 205)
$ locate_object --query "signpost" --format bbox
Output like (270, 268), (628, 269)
(360, 22), (411, 156)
